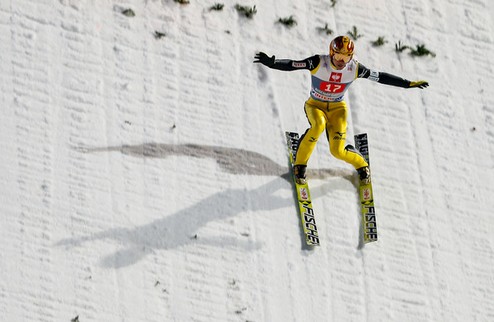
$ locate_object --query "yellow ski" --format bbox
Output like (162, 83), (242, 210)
(286, 132), (320, 246)
(355, 133), (378, 243)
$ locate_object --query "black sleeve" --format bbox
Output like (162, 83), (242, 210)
(357, 62), (411, 88)
(270, 55), (320, 72)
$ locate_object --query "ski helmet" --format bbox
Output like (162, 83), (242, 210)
(329, 36), (355, 63)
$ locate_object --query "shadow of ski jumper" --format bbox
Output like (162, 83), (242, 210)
(56, 143), (356, 268)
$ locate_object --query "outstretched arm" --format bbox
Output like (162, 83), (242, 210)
(357, 63), (429, 89)
(254, 52), (320, 71)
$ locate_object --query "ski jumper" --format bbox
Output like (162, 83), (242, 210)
(269, 55), (412, 170)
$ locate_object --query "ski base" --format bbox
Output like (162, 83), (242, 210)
(355, 133), (378, 244)
(285, 132), (320, 246)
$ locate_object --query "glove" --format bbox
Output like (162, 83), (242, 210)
(254, 52), (275, 67)
(409, 80), (429, 89)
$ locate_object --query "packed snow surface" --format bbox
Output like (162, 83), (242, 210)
(1, 0), (494, 321)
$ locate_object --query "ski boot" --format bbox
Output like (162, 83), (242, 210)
(357, 166), (371, 184)
(293, 164), (307, 185)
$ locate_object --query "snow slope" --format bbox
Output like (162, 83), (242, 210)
(1, 0), (494, 321)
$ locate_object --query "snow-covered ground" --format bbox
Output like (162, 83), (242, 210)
(1, 0), (494, 321)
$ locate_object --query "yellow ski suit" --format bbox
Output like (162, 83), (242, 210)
(296, 98), (367, 169)
(259, 53), (415, 171)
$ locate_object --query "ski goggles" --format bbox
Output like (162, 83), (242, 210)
(333, 53), (353, 63)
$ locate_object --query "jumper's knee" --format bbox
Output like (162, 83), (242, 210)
(305, 124), (325, 142)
